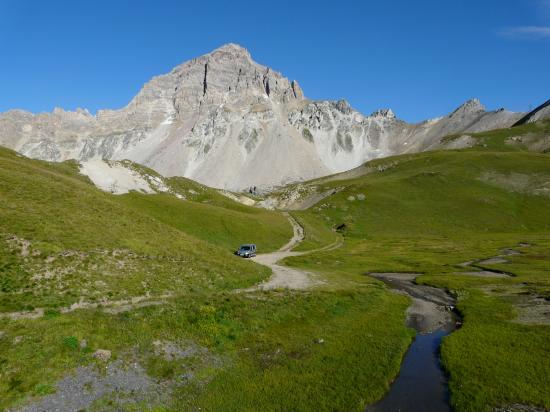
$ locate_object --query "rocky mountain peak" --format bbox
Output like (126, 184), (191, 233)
(113, 43), (305, 132)
(0, 46), (527, 192)
(208, 43), (252, 60)
(151, 43), (304, 113)
(450, 98), (486, 117)
(370, 108), (396, 119)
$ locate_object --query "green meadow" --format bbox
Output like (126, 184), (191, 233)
(1, 120), (550, 411)
(285, 121), (550, 411)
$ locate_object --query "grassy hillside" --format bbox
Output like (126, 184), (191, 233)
(314, 151), (550, 237)
(283, 122), (550, 411)
(1, 119), (549, 411)
(0, 147), (412, 411)
(117, 192), (289, 252)
(442, 117), (550, 153)
(85, 159), (293, 252)
(0, 147), (294, 312)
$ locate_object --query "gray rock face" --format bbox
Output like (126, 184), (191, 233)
(512, 99), (550, 126)
(0, 43), (527, 191)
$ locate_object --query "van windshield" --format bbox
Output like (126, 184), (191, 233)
(240, 246), (251, 251)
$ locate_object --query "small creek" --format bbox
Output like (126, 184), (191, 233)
(366, 273), (460, 412)
(366, 246), (527, 411)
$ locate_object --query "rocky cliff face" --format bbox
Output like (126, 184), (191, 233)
(0, 43), (526, 191)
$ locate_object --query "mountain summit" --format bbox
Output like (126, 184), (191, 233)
(0, 44), (526, 190)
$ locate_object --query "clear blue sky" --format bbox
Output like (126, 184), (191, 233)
(1, 0), (549, 122)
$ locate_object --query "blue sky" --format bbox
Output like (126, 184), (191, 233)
(0, 0), (548, 122)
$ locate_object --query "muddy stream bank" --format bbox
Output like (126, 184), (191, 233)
(366, 273), (461, 412)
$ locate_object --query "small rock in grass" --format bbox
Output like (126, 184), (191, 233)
(357, 193), (366, 200)
(93, 349), (111, 361)
(13, 336), (23, 345)
(80, 339), (88, 349)
(347, 196), (356, 201)
(314, 338), (325, 344)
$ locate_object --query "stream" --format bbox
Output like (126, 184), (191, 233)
(365, 273), (460, 412)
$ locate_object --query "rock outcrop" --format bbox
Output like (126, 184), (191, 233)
(512, 99), (550, 126)
(0, 43), (529, 191)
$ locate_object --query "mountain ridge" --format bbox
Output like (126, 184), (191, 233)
(0, 43), (533, 191)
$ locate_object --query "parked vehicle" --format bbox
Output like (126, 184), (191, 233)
(235, 244), (257, 258)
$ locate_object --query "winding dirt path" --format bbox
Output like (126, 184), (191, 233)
(3, 214), (342, 320)
(248, 213), (341, 291)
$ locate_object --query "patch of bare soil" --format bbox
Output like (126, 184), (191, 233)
(286, 187), (344, 211)
(497, 289), (550, 326)
(479, 171), (550, 198)
(479, 271), (550, 326)
(259, 181), (347, 211)
(6, 235), (33, 257)
(440, 134), (477, 150)
(14, 341), (221, 412)
(14, 360), (168, 412)
(505, 131), (550, 153)
(515, 302), (550, 325)
(0, 294), (174, 320)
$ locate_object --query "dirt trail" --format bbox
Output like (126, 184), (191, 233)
(248, 213), (340, 290)
(0, 294), (173, 321)
(3, 215), (340, 319)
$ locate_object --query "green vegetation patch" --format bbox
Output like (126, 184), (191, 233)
(2, 119), (550, 410)
(280, 127), (550, 410)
